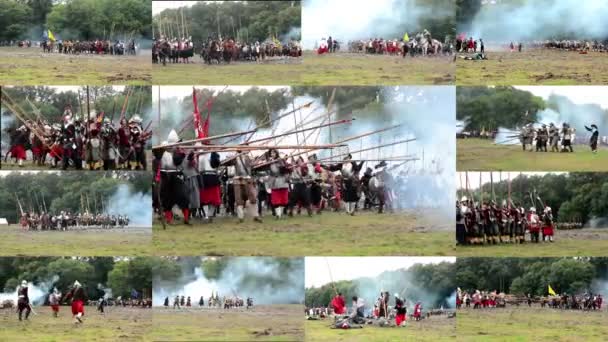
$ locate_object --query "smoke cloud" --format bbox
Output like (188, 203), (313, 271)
(153, 257), (304, 306)
(302, 0), (452, 49)
(463, 0), (608, 42)
(106, 184), (152, 227)
(0, 275), (59, 306)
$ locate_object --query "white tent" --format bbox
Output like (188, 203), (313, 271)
(0, 218), (8, 225)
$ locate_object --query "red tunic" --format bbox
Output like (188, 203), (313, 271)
(270, 188), (289, 206)
(199, 186), (221, 206)
(331, 295), (345, 315)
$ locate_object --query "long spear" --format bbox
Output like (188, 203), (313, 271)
(178, 143), (345, 151)
(152, 129), (258, 150)
(316, 138), (417, 162)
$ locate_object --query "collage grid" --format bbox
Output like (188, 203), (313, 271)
(0, 1), (607, 341)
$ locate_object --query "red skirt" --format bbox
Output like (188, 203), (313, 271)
(71, 300), (84, 315)
(31, 146), (42, 157)
(199, 185), (221, 206)
(51, 304), (59, 312)
(50, 145), (64, 158)
(10, 145), (26, 160)
(317, 46), (328, 54)
(271, 188), (289, 206)
(529, 224), (540, 233)
(542, 225), (554, 236)
(395, 313), (406, 326)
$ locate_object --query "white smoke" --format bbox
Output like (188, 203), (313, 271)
(105, 184), (152, 227)
(280, 26), (302, 44)
(1, 114), (16, 155)
(0, 275), (59, 306)
(302, 0), (452, 49)
(97, 283), (113, 300)
(153, 257), (304, 306)
(494, 127), (520, 145)
(586, 217), (608, 229)
(464, 0), (608, 42)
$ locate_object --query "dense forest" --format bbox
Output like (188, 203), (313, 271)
(1, 86), (152, 130)
(455, 257), (608, 296)
(0, 257), (154, 302)
(153, 1), (301, 43)
(0, 0), (151, 42)
(458, 172), (608, 224)
(0, 171), (150, 223)
(305, 261), (455, 309)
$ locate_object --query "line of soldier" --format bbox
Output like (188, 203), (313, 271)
(163, 293), (253, 310)
(323, 292), (416, 328)
(519, 122), (599, 153)
(41, 39), (137, 55)
(456, 196), (555, 245)
(19, 211), (129, 231)
(3, 106), (150, 170)
(153, 130), (395, 225)
(457, 288), (603, 311)
(152, 35), (194, 64)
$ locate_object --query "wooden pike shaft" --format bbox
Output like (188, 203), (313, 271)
(152, 129), (258, 149)
(1, 91), (49, 147)
(252, 124), (404, 169)
(318, 138), (417, 162)
(119, 88), (132, 122)
(246, 119), (353, 145)
(310, 157), (419, 163)
(181, 143), (345, 150)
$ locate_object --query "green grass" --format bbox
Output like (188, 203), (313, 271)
(0, 225), (151, 256)
(0, 307), (151, 342)
(456, 49), (608, 85)
(152, 210), (452, 256)
(300, 52), (454, 85)
(151, 305), (303, 341)
(152, 52), (454, 85)
(457, 138), (608, 171)
(454, 229), (608, 257)
(0, 47), (151, 85)
(305, 315), (456, 342)
(457, 307), (608, 341)
(152, 58), (303, 85)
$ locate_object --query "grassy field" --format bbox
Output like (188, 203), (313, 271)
(305, 315), (456, 342)
(0, 225), (151, 256)
(152, 57), (303, 85)
(457, 307), (608, 341)
(0, 307), (151, 342)
(151, 52), (454, 85)
(0, 48), (151, 85)
(457, 138), (608, 171)
(151, 305), (303, 341)
(300, 52), (454, 85)
(455, 229), (608, 257)
(152, 210), (452, 256)
(456, 49), (608, 85)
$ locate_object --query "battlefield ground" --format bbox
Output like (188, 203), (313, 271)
(457, 139), (608, 171)
(151, 52), (454, 85)
(0, 307), (151, 342)
(305, 314), (456, 342)
(152, 210), (452, 256)
(456, 48), (608, 85)
(0, 47), (151, 85)
(0, 225), (151, 256)
(457, 306), (608, 341)
(455, 229), (608, 257)
(151, 305), (303, 341)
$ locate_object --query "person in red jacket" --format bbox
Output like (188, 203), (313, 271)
(394, 294), (407, 326)
(331, 292), (346, 315)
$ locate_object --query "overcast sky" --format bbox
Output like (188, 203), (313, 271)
(305, 257), (455, 288)
(152, 85), (289, 103)
(456, 171), (566, 190)
(514, 86), (608, 109)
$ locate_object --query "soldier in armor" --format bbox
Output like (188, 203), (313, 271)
(223, 151), (262, 223)
(117, 118), (131, 169)
(541, 206), (554, 242)
(267, 149), (290, 219)
(198, 151), (222, 222)
(17, 280), (31, 321)
(85, 121), (103, 170)
(64, 280), (87, 324)
(100, 118), (118, 170)
(528, 207), (540, 243)
(536, 125), (548, 152)
(158, 130), (191, 225)
(548, 123), (560, 152)
(560, 123), (574, 152)
(61, 119), (84, 170)
(180, 147), (200, 222)
(456, 197), (468, 245)
(584, 124), (599, 153)
(128, 115), (147, 170)
(288, 156), (313, 217)
(49, 288), (61, 317)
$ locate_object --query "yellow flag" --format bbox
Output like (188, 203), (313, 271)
(548, 285), (556, 296)
(403, 33), (409, 42)
(48, 30), (56, 42)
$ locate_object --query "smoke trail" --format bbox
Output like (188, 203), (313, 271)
(493, 127), (520, 145)
(280, 26), (302, 44)
(0, 275), (59, 306)
(586, 217), (608, 229)
(97, 283), (113, 300)
(302, 0), (453, 49)
(105, 184), (152, 227)
(153, 257), (304, 306)
(463, 0), (608, 42)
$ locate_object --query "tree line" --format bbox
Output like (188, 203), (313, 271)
(458, 172), (608, 224)
(0, 257), (154, 301)
(455, 257), (608, 296)
(0, 0), (151, 42)
(0, 172), (150, 223)
(153, 1), (301, 44)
